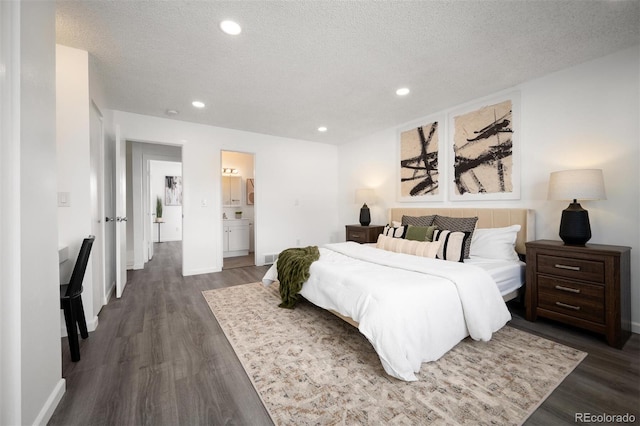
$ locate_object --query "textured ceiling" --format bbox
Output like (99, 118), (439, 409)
(55, 1), (640, 145)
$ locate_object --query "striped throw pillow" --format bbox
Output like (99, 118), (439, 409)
(376, 234), (440, 258)
(433, 230), (471, 262)
(432, 216), (478, 259)
(382, 224), (407, 238)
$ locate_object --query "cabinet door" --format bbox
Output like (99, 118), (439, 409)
(223, 226), (230, 251)
(228, 224), (250, 251)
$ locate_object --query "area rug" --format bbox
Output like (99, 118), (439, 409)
(203, 282), (586, 425)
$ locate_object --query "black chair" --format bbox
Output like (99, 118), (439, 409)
(60, 236), (95, 362)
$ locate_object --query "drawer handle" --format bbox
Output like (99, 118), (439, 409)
(554, 264), (581, 271)
(555, 285), (581, 294)
(555, 301), (581, 311)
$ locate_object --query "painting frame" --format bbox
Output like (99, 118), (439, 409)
(165, 176), (183, 206)
(246, 178), (255, 205)
(447, 92), (521, 201)
(397, 114), (446, 202)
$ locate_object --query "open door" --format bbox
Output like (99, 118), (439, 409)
(115, 125), (128, 298)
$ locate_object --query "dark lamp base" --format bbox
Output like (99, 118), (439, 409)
(359, 204), (371, 226)
(559, 201), (591, 246)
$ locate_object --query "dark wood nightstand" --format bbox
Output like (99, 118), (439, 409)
(525, 239), (631, 348)
(345, 225), (384, 244)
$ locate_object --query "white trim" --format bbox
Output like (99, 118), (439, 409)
(183, 266), (221, 276)
(0, 1), (22, 424)
(31, 379), (65, 426)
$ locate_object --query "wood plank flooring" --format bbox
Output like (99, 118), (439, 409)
(49, 241), (639, 425)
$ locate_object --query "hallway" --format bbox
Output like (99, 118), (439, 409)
(50, 241), (273, 425)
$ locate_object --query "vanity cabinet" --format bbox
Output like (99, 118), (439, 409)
(222, 176), (242, 207)
(223, 219), (250, 258)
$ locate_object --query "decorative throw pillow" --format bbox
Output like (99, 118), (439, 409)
(376, 234), (440, 258)
(434, 230), (471, 262)
(470, 225), (521, 261)
(401, 215), (436, 227)
(405, 225), (438, 242)
(432, 215), (478, 259)
(382, 224), (407, 239)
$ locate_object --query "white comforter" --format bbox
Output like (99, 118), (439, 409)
(262, 242), (511, 381)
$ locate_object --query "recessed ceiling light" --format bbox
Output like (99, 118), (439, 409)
(165, 109), (179, 116)
(220, 20), (242, 35)
(318, 126), (328, 132)
(396, 87), (410, 96)
(192, 101), (205, 108)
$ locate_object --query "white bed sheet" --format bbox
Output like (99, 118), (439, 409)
(262, 242), (512, 381)
(465, 257), (525, 296)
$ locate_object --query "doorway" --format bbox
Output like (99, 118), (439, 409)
(148, 160), (183, 258)
(221, 150), (256, 269)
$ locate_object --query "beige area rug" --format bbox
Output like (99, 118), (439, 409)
(203, 282), (586, 425)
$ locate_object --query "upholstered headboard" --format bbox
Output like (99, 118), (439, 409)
(388, 208), (535, 255)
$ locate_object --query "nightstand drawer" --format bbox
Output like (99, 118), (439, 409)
(538, 275), (604, 323)
(347, 229), (368, 243)
(537, 254), (605, 284)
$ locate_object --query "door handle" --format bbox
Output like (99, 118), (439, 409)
(105, 217), (114, 222)
(116, 217), (128, 222)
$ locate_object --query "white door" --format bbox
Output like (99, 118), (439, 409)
(147, 163), (154, 260)
(89, 103), (105, 312)
(115, 125), (128, 298)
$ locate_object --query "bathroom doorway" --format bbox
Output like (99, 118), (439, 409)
(221, 150), (255, 269)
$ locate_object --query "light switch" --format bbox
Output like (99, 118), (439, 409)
(201, 198), (208, 207)
(58, 192), (71, 207)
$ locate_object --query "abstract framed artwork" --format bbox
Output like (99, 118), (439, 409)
(448, 92), (520, 201)
(246, 178), (255, 205)
(398, 115), (445, 202)
(165, 176), (183, 206)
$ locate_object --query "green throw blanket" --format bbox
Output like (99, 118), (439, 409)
(277, 246), (320, 309)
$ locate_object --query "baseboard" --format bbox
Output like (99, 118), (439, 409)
(32, 378), (65, 425)
(132, 262), (144, 270)
(632, 320), (640, 335)
(182, 266), (221, 277)
(103, 281), (115, 305)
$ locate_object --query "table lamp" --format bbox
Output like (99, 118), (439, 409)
(547, 169), (606, 246)
(355, 189), (375, 226)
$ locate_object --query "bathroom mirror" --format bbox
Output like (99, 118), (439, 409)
(222, 176), (242, 207)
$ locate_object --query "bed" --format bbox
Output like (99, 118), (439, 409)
(263, 208), (535, 381)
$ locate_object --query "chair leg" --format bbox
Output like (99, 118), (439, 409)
(73, 296), (89, 339)
(62, 301), (80, 362)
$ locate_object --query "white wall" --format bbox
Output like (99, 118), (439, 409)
(56, 44), (100, 333)
(0, 1), (64, 425)
(113, 111), (340, 276)
(150, 160), (183, 242)
(338, 46), (640, 332)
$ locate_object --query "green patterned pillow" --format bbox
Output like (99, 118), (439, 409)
(405, 225), (438, 242)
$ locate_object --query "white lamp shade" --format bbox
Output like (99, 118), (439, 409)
(548, 169), (606, 201)
(355, 188), (376, 205)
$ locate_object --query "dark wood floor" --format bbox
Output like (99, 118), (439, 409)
(49, 241), (639, 425)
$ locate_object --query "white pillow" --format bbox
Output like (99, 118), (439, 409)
(376, 234), (440, 258)
(469, 225), (521, 261)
